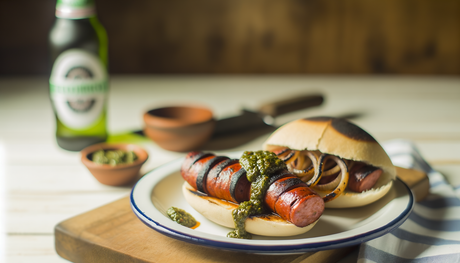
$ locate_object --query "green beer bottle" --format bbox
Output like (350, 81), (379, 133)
(49, 0), (109, 151)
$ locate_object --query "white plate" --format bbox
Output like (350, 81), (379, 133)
(131, 154), (414, 254)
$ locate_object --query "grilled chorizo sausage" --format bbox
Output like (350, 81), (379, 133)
(348, 163), (383, 193)
(181, 151), (324, 227)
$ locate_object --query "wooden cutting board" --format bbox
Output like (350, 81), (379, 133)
(55, 167), (429, 263)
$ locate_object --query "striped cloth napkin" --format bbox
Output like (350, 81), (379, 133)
(358, 139), (460, 262)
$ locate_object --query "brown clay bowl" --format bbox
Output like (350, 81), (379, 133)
(81, 143), (149, 186)
(143, 105), (215, 152)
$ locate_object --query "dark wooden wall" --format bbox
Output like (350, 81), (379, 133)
(1, 0), (459, 75)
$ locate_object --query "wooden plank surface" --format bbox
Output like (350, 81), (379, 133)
(54, 167), (425, 263)
(1, 0), (459, 75)
(55, 197), (353, 263)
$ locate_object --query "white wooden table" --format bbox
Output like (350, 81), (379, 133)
(1, 76), (460, 262)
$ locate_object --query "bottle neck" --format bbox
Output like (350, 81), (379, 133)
(55, 0), (96, 19)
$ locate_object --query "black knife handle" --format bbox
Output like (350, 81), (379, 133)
(258, 94), (324, 117)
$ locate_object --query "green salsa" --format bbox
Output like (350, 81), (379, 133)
(92, 149), (137, 166)
(167, 207), (197, 228)
(227, 150), (286, 239)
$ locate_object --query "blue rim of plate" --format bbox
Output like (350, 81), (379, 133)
(130, 157), (414, 254)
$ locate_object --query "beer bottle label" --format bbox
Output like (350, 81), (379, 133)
(49, 49), (108, 130)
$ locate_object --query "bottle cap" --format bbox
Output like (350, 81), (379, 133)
(56, 0), (96, 19)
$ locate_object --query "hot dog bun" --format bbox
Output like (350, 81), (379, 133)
(182, 182), (318, 237)
(263, 116), (396, 208)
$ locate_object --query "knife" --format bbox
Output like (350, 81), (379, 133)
(212, 94), (324, 137)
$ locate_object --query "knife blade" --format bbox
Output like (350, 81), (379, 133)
(212, 94), (324, 137)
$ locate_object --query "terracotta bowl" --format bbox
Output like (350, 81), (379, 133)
(81, 143), (149, 186)
(143, 105), (215, 152)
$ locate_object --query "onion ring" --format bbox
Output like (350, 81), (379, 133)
(292, 152), (305, 169)
(275, 148), (298, 165)
(321, 163), (341, 177)
(287, 152), (315, 180)
(314, 155), (349, 202)
(304, 152), (322, 186)
(284, 150), (299, 165)
(314, 171), (341, 191)
(274, 150), (349, 203)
